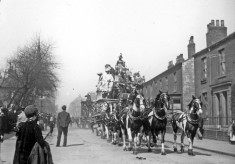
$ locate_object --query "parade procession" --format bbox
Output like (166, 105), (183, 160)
(1, 0), (235, 164)
(85, 54), (204, 156)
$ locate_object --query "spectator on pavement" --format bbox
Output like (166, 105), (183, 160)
(0, 109), (4, 142)
(56, 105), (71, 147)
(16, 107), (27, 130)
(13, 105), (46, 164)
(228, 119), (235, 142)
(49, 114), (55, 135)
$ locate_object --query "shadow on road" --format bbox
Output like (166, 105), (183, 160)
(193, 151), (211, 156)
(66, 144), (84, 147)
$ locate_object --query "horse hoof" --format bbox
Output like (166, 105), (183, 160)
(161, 152), (166, 155)
(188, 149), (194, 156)
(180, 147), (184, 153)
(150, 143), (155, 147)
(148, 148), (152, 152)
(173, 148), (177, 152)
(128, 147), (133, 151)
(133, 150), (138, 155)
(123, 147), (127, 151)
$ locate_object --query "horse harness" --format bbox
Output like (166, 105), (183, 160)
(153, 107), (167, 120)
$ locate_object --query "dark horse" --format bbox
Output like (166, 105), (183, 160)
(120, 90), (145, 154)
(171, 95), (203, 156)
(143, 91), (170, 155)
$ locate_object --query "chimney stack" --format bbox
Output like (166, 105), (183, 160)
(206, 20), (227, 47)
(168, 60), (174, 69)
(176, 54), (185, 65)
(187, 36), (195, 59)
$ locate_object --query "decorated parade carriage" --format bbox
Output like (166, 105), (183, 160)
(91, 53), (146, 144)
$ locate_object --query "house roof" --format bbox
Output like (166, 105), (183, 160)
(193, 32), (235, 58)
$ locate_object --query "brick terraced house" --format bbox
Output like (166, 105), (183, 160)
(194, 20), (235, 138)
(143, 20), (235, 141)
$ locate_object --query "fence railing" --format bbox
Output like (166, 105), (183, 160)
(204, 117), (234, 130)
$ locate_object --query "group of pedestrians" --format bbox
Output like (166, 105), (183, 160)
(0, 102), (72, 163)
(11, 104), (71, 164)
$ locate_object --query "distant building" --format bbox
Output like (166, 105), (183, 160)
(68, 94), (83, 117)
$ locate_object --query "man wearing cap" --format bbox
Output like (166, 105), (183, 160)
(56, 105), (71, 147)
(13, 105), (45, 164)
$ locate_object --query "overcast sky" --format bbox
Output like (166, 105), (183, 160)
(0, 0), (235, 108)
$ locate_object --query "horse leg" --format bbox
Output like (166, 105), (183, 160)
(127, 128), (133, 151)
(105, 126), (109, 142)
(152, 130), (157, 147)
(137, 126), (143, 146)
(112, 131), (115, 144)
(133, 134), (138, 154)
(121, 128), (127, 151)
(189, 133), (196, 156)
(180, 131), (185, 153)
(173, 124), (178, 152)
(187, 133), (193, 156)
(161, 131), (166, 155)
(117, 130), (121, 146)
(147, 131), (152, 152)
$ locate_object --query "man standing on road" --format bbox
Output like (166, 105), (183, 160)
(56, 105), (71, 147)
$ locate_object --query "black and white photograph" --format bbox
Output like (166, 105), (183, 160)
(0, 0), (235, 163)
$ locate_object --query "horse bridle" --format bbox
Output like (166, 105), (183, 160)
(158, 93), (170, 110)
(190, 99), (201, 114)
(154, 92), (170, 120)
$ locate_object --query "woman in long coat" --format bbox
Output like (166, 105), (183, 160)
(13, 105), (46, 164)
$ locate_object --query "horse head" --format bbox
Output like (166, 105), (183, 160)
(129, 90), (146, 112)
(188, 95), (203, 116)
(155, 90), (170, 112)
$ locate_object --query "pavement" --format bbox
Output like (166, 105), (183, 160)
(163, 133), (235, 157)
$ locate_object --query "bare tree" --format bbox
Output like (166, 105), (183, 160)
(5, 36), (60, 107)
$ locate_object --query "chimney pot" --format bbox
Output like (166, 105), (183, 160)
(211, 20), (215, 26)
(216, 20), (219, 26)
(221, 20), (224, 27)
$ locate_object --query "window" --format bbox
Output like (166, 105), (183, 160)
(173, 98), (181, 110)
(202, 92), (208, 111)
(201, 57), (207, 80)
(173, 72), (177, 92)
(219, 49), (225, 76)
(165, 76), (168, 91)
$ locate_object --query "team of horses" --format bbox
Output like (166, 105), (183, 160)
(92, 91), (203, 156)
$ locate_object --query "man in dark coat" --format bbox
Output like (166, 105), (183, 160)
(56, 105), (71, 147)
(13, 105), (46, 164)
